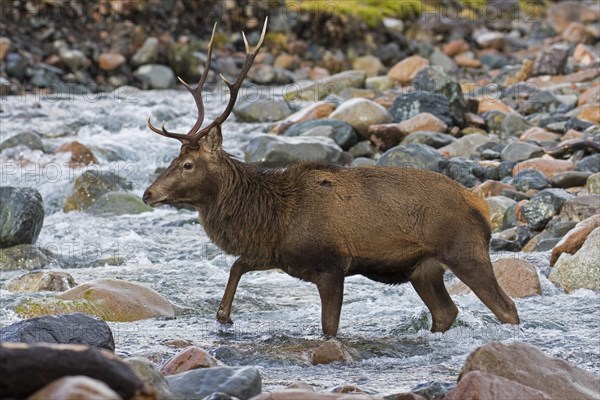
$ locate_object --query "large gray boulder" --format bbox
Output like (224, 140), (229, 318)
(245, 134), (345, 167)
(0, 187), (44, 248)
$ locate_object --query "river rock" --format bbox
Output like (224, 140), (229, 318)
(550, 214), (600, 266)
(167, 366), (261, 400)
(329, 98), (392, 137)
(352, 55), (385, 78)
(446, 371), (551, 400)
(283, 119), (358, 150)
(521, 189), (572, 230)
(550, 171), (592, 188)
(348, 141), (378, 159)
(531, 43), (569, 76)
(285, 70), (366, 102)
(131, 37), (160, 66)
(368, 124), (409, 151)
(513, 158), (574, 178)
(390, 91), (453, 127)
(436, 158), (480, 188)
(28, 376), (121, 400)
(58, 48), (88, 72)
(519, 90), (564, 115)
(64, 170), (132, 212)
(365, 75), (395, 92)
(234, 100), (292, 123)
(88, 191), (153, 216)
(412, 66), (466, 127)
(559, 195), (600, 222)
(587, 173), (600, 194)
(401, 131), (456, 149)
(575, 154), (600, 173)
(126, 357), (174, 400)
(0, 313), (114, 350)
(0, 343), (152, 399)
(500, 142), (544, 162)
(311, 339), (353, 365)
(459, 342), (600, 400)
(0, 187), (44, 248)
(562, 22), (594, 44)
(249, 65), (293, 85)
(55, 141), (98, 167)
(377, 144), (444, 171)
(512, 169), (549, 192)
(272, 102), (336, 135)
(0, 131), (44, 152)
(0, 37), (10, 60)
(520, 127), (560, 143)
(472, 181), (514, 198)
(388, 56), (429, 85)
(449, 258), (541, 298)
(549, 227), (600, 292)
(499, 113), (534, 140)
(98, 53), (126, 71)
(16, 278), (175, 322)
(0, 244), (57, 271)
(485, 196), (517, 232)
(300, 125), (357, 151)
(134, 64), (176, 89)
(4, 270), (76, 292)
(251, 390), (397, 399)
(161, 346), (224, 376)
(438, 134), (488, 158)
(245, 135), (345, 167)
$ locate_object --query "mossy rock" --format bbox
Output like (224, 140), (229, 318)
(63, 170), (132, 212)
(15, 278), (175, 322)
(88, 192), (153, 216)
(0, 244), (57, 271)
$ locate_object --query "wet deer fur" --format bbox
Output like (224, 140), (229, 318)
(143, 20), (520, 336)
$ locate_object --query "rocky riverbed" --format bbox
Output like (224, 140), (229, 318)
(1, 0), (600, 399)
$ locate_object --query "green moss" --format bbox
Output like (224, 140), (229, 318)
(15, 298), (104, 319)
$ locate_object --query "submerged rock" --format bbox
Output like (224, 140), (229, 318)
(16, 278), (175, 322)
(311, 339), (354, 365)
(0, 244), (57, 271)
(0, 313), (114, 350)
(161, 346), (224, 376)
(0, 187), (44, 248)
(0, 131), (44, 152)
(549, 227), (600, 293)
(4, 270), (76, 292)
(166, 366), (261, 400)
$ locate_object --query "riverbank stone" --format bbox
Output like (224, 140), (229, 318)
(166, 366), (261, 400)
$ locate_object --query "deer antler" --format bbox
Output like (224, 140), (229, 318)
(147, 18), (268, 148)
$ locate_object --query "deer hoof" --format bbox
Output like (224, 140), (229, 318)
(216, 310), (233, 325)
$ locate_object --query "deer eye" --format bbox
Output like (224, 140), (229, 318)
(183, 162), (194, 170)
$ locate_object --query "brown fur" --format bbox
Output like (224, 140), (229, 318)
(144, 133), (520, 336)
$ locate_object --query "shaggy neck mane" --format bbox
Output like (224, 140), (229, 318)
(200, 151), (297, 261)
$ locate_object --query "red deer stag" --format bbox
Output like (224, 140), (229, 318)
(143, 19), (520, 336)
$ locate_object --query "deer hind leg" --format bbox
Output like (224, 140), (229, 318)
(410, 258), (458, 333)
(217, 259), (271, 325)
(442, 245), (520, 325)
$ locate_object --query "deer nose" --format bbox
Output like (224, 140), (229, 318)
(142, 190), (152, 204)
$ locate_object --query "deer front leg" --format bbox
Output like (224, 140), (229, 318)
(217, 259), (270, 325)
(315, 271), (345, 337)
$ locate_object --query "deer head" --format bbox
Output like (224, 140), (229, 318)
(142, 19), (268, 207)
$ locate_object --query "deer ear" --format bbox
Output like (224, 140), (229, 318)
(202, 125), (223, 153)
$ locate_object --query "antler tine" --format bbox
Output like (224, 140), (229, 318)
(147, 23), (218, 146)
(180, 22), (218, 138)
(200, 17), (268, 134)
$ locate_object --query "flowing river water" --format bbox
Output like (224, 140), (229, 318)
(1, 88), (599, 394)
